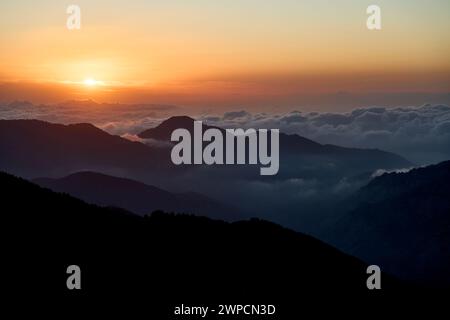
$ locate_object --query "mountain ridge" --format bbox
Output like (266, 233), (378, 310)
(33, 171), (240, 220)
(139, 115), (411, 162)
(2, 170), (409, 309)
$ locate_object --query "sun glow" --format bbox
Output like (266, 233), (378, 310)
(83, 78), (103, 86)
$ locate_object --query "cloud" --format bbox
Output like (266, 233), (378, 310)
(0, 100), (178, 135)
(120, 133), (147, 142)
(280, 111), (307, 124)
(1, 100), (449, 164)
(244, 178), (319, 197)
(203, 104), (450, 164)
(371, 167), (416, 178)
(222, 110), (251, 120)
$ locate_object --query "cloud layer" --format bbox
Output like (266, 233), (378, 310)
(199, 104), (450, 164)
(1, 100), (449, 164)
(0, 100), (178, 136)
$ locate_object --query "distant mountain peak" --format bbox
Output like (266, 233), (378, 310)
(166, 115), (195, 122)
(138, 115), (219, 140)
(66, 122), (102, 131)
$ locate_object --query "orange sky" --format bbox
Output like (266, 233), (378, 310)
(1, 0), (449, 110)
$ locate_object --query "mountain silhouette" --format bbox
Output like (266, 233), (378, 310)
(139, 115), (330, 153)
(139, 115), (222, 140)
(138, 115), (412, 179)
(0, 118), (414, 226)
(3, 170), (409, 314)
(325, 161), (450, 288)
(33, 171), (239, 220)
(0, 119), (170, 178)
(0, 118), (411, 181)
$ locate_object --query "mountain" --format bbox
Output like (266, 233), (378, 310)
(33, 171), (239, 220)
(139, 115), (221, 140)
(325, 161), (450, 288)
(138, 116), (412, 179)
(0, 118), (411, 182)
(0, 119), (170, 178)
(0, 118), (413, 225)
(3, 170), (408, 312)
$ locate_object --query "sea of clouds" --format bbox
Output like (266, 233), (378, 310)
(198, 104), (450, 165)
(1, 100), (449, 164)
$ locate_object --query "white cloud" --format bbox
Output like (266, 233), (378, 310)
(371, 167), (416, 178)
(202, 104), (450, 164)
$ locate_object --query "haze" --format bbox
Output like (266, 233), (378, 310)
(1, 0), (449, 111)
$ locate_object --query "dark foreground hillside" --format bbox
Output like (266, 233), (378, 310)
(2, 171), (419, 316)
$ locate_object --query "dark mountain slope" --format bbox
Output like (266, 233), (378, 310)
(33, 171), (239, 220)
(325, 161), (450, 287)
(0, 119), (169, 178)
(2, 171), (406, 310)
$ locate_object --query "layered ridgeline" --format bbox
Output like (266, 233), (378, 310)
(0, 118), (410, 181)
(2, 171), (406, 308)
(139, 116), (412, 179)
(136, 116), (415, 225)
(33, 171), (239, 221)
(1, 118), (448, 291)
(323, 161), (450, 288)
(0, 118), (413, 224)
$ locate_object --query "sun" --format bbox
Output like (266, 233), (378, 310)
(83, 78), (103, 86)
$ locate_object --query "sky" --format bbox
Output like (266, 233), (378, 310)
(0, 0), (449, 111)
